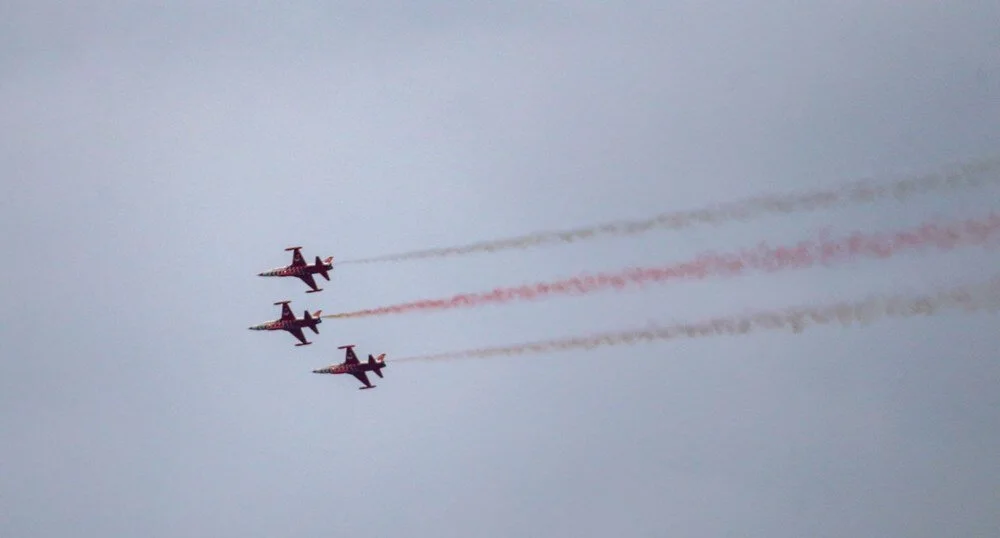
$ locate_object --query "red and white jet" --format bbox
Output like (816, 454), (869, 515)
(258, 246), (334, 293)
(312, 344), (387, 390)
(248, 300), (323, 347)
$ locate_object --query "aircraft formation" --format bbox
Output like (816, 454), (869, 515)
(250, 246), (387, 391)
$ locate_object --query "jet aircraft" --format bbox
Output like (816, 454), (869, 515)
(312, 344), (386, 390)
(248, 300), (322, 346)
(258, 246), (334, 293)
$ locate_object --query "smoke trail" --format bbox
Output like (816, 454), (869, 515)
(324, 213), (1000, 320)
(339, 156), (1000, 264)
(392, 275), (1000, 363)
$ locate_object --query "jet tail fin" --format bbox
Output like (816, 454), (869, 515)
(316, 256), (332, 280)
(369, 354), (386, 378)
(303, 310), (321, 333)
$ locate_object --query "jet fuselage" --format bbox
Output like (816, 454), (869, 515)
(248, 317), (321, 331)
(313, 360), (384, 376)
(258, 261), (332, 278)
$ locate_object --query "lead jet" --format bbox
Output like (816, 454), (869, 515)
(258, 246), (334, 293)
(312, 344), (387, 390)
(248, 300), (322, 346)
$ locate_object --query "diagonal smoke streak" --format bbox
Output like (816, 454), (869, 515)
(391, 275), (1000, 363)
(338, 156), (1000, 264)
(324, 213), (1000, 320)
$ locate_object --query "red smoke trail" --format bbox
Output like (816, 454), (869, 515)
(390, 275), (1000, 363)
(337, 156), (1000, 264)
(323, 213), (1000, 320)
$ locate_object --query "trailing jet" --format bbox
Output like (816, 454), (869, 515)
(312, 344), (387, 390)
(248, 300), (322, 346)
(258, 246), (334, 293)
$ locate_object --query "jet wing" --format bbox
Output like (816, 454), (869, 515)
(288, 327), (309, 345)
(297, 273), (319, 291)
(344, 346), (360, 364)
(280, 302), (295, 320)
(289, 248), (307, 267)
(351, 371), (373, 388)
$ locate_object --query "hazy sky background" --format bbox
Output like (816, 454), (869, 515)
(2, 2), (999, 536)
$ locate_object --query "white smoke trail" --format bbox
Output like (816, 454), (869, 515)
(339, 156), (1000, 264)
(391, 275), (1000, 363)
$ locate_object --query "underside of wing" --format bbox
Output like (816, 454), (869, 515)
(351, 371), (372, 388)
(344, 347), (360, 364)
(288, 327), (308, 344)
(297, 273), (318, 291)
(290, 248), (306, 267)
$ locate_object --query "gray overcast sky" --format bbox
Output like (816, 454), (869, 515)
(2, 2), (999, 537)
